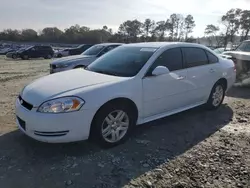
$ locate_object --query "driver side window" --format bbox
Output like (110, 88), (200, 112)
(147, 48), (183, 75)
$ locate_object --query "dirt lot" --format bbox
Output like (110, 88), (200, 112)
(0, 56), (250, 188)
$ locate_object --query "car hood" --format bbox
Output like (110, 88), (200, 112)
(21, 69), (123, 106)
(51, 55), (96, 65)
(222, 51), (250, 61)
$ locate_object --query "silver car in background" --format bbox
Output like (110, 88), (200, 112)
(50, 43), (122, 74)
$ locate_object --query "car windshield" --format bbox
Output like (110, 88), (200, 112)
(235, 41), (250, 52)
(82, 45), (105, 56)
(17, 46), (32, 52)
(86, 46), (157, 77)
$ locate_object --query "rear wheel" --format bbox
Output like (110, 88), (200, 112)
(206, 82), (226, 110)
(22, 55), (29, 60)
(45, 54), (52, 59)
(90, 103), (136, 148)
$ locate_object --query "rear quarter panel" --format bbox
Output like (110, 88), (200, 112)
(219, 58), (236, 90)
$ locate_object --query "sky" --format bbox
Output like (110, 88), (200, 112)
(0, 0), (249, 37)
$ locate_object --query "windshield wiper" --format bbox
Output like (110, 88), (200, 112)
(94, 70), (120, 76)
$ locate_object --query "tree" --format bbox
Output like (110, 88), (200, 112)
(80, 26), (90, 33)
(155, 21), (167, 40)
(1, 29), (21, 41)
(240, 10), (250, 41)
(118, 20), (142, 42)
(204, 24), (220, 46)
(102, 25), (108, 31)
(184, 15), (195, 40)
(221, 8), (242, 45)
(108, 28), (113, 34)
(21, 29), (37, 41)
(40, 27), (63, 42)
(168, 14), (184, 41)
(142, 19), (154, 37)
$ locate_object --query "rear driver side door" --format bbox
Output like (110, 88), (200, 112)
(182, 47), (221, 105)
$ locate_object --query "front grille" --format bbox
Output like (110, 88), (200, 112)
(17, 116), (26, 130)
(51, 64), (56, 69)
(34, 130), (69, 137)
(19, 95), (33, 110)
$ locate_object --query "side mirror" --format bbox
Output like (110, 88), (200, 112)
(152, 66), (170, 76)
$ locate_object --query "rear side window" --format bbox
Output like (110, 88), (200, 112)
(150, 48), (183, 72)
(182, 47), (208, 68)
(206, 51), (218, 63)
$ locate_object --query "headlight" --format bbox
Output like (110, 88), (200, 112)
(55, 63), (70, 68)
(37, 97), (85, 113)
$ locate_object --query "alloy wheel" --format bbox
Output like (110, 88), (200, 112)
(212, 85), (224, 107)
(101, 110), (129, 143)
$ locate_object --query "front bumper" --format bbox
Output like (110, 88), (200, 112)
(6, 52), (15, 58)
(15, 97), (96, 143)
(50, 65), (71, 74)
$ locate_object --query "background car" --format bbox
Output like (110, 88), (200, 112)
(222, 40), (250, 73)
(0, 48), (15, 55)
(6, 45), (54, 60)
(50, 43), (122, 74)
(16, 42), (236, 147)
(54, 48), (70, 58)
(68, 44), (94, 56)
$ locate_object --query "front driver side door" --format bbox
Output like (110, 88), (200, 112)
(142, 48), (189, 118)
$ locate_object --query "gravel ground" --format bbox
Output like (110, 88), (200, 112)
(0, 56), (250, 188)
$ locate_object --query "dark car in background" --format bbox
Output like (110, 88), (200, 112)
(6, 45), (54, 59)
(68, 44), (94, 56)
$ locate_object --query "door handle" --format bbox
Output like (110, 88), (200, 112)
(210, 69), (215, 73)
(177, 76), (185, 80)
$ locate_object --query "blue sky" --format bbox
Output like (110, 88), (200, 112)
(0, 0), (249, 37)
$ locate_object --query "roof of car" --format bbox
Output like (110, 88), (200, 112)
(95, 43), (123, 46)
(124, 42), (208, 49)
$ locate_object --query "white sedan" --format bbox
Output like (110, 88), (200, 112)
(15, 42), (236, 147)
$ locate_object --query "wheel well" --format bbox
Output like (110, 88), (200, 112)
(217, 78), (227, 90)
(91, 98), (138, 128)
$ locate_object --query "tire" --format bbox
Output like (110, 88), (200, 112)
(22, 55), (29, 60)
(206, 81), (226, 110)
(57, 54), (63, 58)
(90, 102), (136, 148)
(44, 54), (52, 59)
(12, 54), (17, 59)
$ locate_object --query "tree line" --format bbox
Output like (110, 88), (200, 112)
(204, 9), (250, 47)
(0, 13), (195, 44)
(0, 8), (249, 46)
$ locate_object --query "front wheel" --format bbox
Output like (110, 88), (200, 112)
(206, 82), (226, 110)
(90, 103), (136, 148)
(12, 54), (17, 59)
